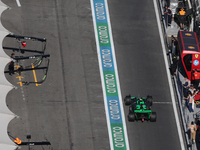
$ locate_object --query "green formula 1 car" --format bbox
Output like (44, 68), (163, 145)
(124, 95), (156, 122)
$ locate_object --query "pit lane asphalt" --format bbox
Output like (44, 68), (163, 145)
(3, 0), (109, 150)
(2, 0), (183, 150)
(107, 0), (183, 150)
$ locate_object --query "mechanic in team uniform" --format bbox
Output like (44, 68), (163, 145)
(183, 77), (190, 97)
(164, 5), (172, 27)
(8, 53), (15, 76)
(171, 36), (178, 56)
(172, 55), (179, 75)
(192, 69), (200, 89)
(195, 118), (200, 142)
(188, 121), (197, 144)
(185, 91), (194, 112)
(178, 8), (186, 29)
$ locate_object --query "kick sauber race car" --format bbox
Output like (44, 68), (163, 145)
(124, 95), (156, 122)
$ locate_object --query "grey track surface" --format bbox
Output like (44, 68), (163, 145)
(2, 0), (183, 150)
(107, 0), (183, 150)
(3, 0), (109, 150)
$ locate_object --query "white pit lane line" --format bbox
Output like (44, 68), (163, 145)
(90, 0), (129, 149)
(16, 0), (21, 7)
(153, 0), (185, 149)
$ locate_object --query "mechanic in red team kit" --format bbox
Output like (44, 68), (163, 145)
(192, 69), (200, 89)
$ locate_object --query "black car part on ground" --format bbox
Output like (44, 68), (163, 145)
(4, 34), (50, 85)
(6, 34), (46, 42)
(17, 141), (51, 146)
(5, 59), (50, 85)
(4, 34), (47, 54)
(13, 54), (50, 68)
(24, 59), (49, 85)
(13, 54), (49, 60)
(3, 46), (44, 54)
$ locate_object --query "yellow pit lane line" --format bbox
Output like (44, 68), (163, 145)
(31, 63), (41, 86)
(16, 76), (23, 81)
(15, 65), (21, 75)
(17, 82), (23, 86)
(16, 76), (24, 87)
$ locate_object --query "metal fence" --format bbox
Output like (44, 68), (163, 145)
(157, 0), (192, 149)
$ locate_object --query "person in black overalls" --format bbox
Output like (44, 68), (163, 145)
(164, 6), (172, 27)
(172, 55), (179, 75)
(9, 53), (15, 76)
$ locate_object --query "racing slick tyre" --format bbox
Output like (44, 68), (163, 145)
(147, 95), (153, 106)
(124, 95), (132, 105)
(128, 113), (135, 122)
(150, 112), (156, 122)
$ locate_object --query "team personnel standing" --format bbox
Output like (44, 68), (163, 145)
(164, 6), (172, 27)
(8, 53), (15, 76)
(185, 91), (195, 112)
(196, 118), (200, 142)
(183, 77), (190, 97)
(188, 121), (197, 144)
(178, 8), (186, 29)
(172, 55), (179, 75)
(192, 69), (200, 89)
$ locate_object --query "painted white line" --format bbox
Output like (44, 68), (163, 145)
(153, 0), (185, 150)
(90, 1), (114, 149)
(16, 0), (21, 7)
(104, 1), (130, 149)
(153, 102), (172, 104)
(21, 87), (25, 100)
(90, 0), (129, 149)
